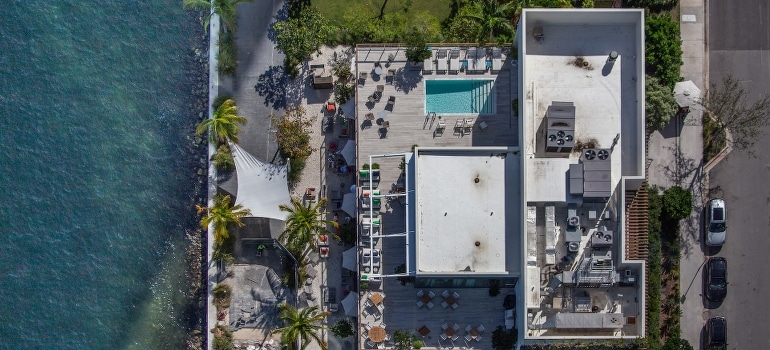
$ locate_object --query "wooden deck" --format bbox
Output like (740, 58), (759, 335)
(353, 46), (520, 349)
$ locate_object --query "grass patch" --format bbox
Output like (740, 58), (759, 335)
(313, 0), (454, 26)
(703, 114), (726, 163)
(217, 31), (237, 76)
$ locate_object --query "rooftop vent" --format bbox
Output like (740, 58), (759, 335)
(545, 102), (576, 154)
(581, 148), (612, 199)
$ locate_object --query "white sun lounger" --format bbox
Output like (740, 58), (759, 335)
(491, 48), (502, 72)
(475, 48), (487, 72)
(423, 50), (434, 74)
(437, 49), (448, 72)
(466, 48), (478, 72)
(449, 49), (460, 72)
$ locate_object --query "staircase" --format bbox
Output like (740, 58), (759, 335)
(624, 184), (649, 260)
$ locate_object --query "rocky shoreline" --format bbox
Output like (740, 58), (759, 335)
(179, 11), (211, 350)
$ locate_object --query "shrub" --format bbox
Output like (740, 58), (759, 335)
(212, 143), (235, 172)
(626, 0), (678, 10)
(335, 83), (354, 105)
(211, 324), (233, 350)
(213, 283), (233, 310)
(645, 75), (678, 132)
(274, 6), (333, 76)
(330, 318), (355, 338)
(647, 185), (663, 344)
(412, 340), (424, 349)
(491, 326), (518, 350)
(288, 157), (306, 185)
(645, 14), (683, 89)
(217, 31), (237, 76)
(662, 186), (692, 221)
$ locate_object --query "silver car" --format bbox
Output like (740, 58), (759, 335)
(706, 198), (727, 246)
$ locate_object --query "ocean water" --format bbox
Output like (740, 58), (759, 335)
(0, 1), (206, 349)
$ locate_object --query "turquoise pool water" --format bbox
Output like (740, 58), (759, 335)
(425, 79), (495, 114)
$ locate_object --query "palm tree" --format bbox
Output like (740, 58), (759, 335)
(461, 0), (516, 43)
(183, 0), (255, 32)
(278, 197), (338, 254)
(272, 304), (330, 350)
(195, 99), (247, 144)
(199, 194), (252, 244)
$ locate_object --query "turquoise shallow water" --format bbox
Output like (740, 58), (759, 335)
(0, 1), (206, 349)
(425, 79), (495, 114)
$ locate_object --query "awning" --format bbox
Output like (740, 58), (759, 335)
(341, 193), (356, 217)
(341, 292), (358, 316)
(674, 80), (701, 108)
(339, 140), (356, 165)
(230, 142), (290, 221)
(342, 247), (358, 271)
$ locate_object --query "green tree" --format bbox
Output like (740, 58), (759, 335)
(272, 304), (330, 350)
(183, 0), (255, 32)
(662, 186), (692, 222)
(199, 194), (252, 244)
(274, 7), (333, 77)
(329, 319), (355, 339)
(445, 13), (483, 43)
(699, 75), (770, 151)
(279, 197), (338, 254)
(646, 13), (683, 89)
(196, 99), (247, 144)
(645, 75), (678, 132)
(627, 0), (678, 10)
(491, 325), (518, 350)
(461, 0), (515, 43)
(393, 329), (415, 350)
(212, 143), (235, 172)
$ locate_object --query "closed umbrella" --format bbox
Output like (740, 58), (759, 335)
(339, 140), (356, 165)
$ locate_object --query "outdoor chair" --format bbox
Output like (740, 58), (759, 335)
(384, 334), (391, 341)
(417, 290), (425, 298)
(441, 301), (449, 309)
(376, 85), (385, 93)
(451, 335), (459, 341)
(441, 323), (449, 330)
(440, 334), (448, 341)
(368, 95), (376, 103)
(453, 291), (461, 299)
(442, 290), (450, 298)
(377, 303), (385, 311)
(416, 301), (425, 308)
(305, 277), (314, 285)
(465, 335), (473, 342)
(451, 303), (459, 310)
(364, 323), (373, 331)
(365, 299), (374, 308)
(366, 112), (375, 120)
(359, 72), (368, 84)
(452, 324), (460, 331)
(475, 336), (483, 342)
(380, 323), (387, 329)
(426, 302), (435, 309)
(387, 96), (396, 106)
(428, 291), (436, 298)
(465, 325), (473, 332)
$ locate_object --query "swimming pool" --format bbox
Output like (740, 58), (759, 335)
(425, 79), (495, 114)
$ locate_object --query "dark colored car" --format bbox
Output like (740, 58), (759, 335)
(706, 257), (728, 302)
(706, 316), (727, 349)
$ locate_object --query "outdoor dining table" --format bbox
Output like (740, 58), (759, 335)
(419, 294), (431, 304)
(369, 292), (384, 305)
(444, 295), (456, 305)
(469, 328), (479, 339)
(444, 327), (456, 337)
(418, 325), (430, 337)
(368, 326), (386, 342)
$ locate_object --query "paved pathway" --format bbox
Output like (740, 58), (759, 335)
(644, 0), (708, 348)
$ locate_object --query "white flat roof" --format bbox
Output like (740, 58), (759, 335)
(415, 148), (514, 274)
(522, 18), (641, 202)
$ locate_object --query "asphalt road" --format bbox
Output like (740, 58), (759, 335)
(705, 0), (770, 349)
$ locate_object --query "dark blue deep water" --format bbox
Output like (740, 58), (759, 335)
(0, 1), (207, 348)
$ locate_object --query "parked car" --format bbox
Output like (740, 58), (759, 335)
(705, 257), (728, 302)
(705, 316), (727, 349)
(706, 198), (727, 246)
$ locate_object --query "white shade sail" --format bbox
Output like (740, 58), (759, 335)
(341, 193), (356, 217)
(342, 247), (358, 271)
(341, 292), (358, 316)
(339, 140), (356, 165)
(230, 142), (290, 221)
(674, 80), (701, 108)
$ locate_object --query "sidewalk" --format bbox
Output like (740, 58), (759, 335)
(645, 0), (708, 347)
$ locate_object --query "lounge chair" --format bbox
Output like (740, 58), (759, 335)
(466, 48), (477, 72)
(449, 49), (460, 72)
(491, 48), (502, 72)
(423, 50), (434, 74)
(437, 49), (448, 72)
(475, 48), (487, 72)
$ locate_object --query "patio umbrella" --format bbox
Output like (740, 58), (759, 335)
(342, 247), (358, 271)
(350, 185), (357, 194)
(339, 140), (356, 165)
(341, 292), (359, 316)
(341, 193), (356, 217)
(674, 80), (701, 108)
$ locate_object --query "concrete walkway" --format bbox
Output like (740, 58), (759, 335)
(645, 0), (709, 348)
